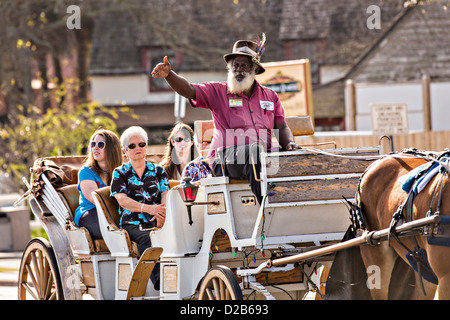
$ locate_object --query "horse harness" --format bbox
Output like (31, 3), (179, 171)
(351, 149), (450, 291)
(389, 151), (450, 244)
(349, 149), (450, 241)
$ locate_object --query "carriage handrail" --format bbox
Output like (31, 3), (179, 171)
(298, 141), (337, 149)
(299, 147), (385, 161)
(266, 214), (441, 268)
(290, 148), (450, 178)
(13, 177), (33, 207)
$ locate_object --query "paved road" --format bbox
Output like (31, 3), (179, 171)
(0, 285), (17, 300)
(0, 252), (21, 300)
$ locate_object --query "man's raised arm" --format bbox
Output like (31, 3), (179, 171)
(151, 56), (196, 100)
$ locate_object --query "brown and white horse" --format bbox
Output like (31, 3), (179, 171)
(357, 153), (450, 300)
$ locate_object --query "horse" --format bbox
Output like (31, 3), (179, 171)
(356, 152), (450, 300)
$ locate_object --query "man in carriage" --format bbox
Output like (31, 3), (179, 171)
(152, 34), (298, 204)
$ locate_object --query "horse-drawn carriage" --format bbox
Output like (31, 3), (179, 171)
(14, 116), (450, 300)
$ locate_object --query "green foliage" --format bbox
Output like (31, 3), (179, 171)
(0, 100), (133, 192)
(31, 226), (48, 241)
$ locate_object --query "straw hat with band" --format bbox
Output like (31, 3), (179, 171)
(223, 33), (266, 75)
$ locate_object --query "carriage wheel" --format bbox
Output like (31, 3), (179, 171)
(18, 238), (64, 300)
(198, 266), (243, 300)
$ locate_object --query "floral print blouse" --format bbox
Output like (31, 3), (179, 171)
(110, 160), (169, 228)
(181, 157), (212, 182)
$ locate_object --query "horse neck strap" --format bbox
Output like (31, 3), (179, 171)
(427, 171), (446, 217)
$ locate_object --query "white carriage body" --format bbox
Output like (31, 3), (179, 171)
(151, 146), (380, 299)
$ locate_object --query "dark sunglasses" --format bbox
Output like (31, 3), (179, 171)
(90, 141), (105, 149)
(128, 142), (147, 150)
(173, 136), (191, 143)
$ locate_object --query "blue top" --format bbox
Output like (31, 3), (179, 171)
(110, 160), (169, 228)
(74, 166), (106, 226)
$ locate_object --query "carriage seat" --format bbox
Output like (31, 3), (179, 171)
(57, 184), (79, 222)
(169, 180), (180, 189)
(92, 186), (140, 258)
(286, 116), (314, 137)
(57, 184), (109, 254)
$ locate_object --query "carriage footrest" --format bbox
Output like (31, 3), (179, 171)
(126, 247), (163, 300)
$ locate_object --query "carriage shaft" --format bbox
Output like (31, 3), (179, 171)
(267, 215), (441, 268)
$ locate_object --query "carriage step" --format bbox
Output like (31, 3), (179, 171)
(126, 247), (163, 300)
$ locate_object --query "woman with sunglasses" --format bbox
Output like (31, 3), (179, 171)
(74, 129), (123, 239)
(160, 122), (195, 180)
(111, 126), (170, 289)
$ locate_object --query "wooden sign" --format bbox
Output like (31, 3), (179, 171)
(257, 59), (314, 120)
(371, 103), (409, 135)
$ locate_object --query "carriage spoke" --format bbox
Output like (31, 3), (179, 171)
(205, 287), (215, 300)
(219, 279), (226, 300)
(42, 257), (50, 295)
(25, 263), (39, 297)
(48, 290), (57, 300)
(30, 252), (42, 296)
(212, 278), (220, 299)
(21, 282), (39, 300)
(44, 269), (54, 299)
(38, 250), (45, 297)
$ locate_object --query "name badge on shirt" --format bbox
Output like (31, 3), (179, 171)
(260, 101), (274, 111)
(229, 99), (243, 108)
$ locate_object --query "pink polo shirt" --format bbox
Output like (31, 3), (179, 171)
(189, 81), (286, 159)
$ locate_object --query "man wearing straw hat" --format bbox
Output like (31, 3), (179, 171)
(152, 34), (298, 204)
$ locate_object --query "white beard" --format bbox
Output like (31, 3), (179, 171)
(227, 67), (256, 95)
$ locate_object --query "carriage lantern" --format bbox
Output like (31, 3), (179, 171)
(178, 177), (218, 226)
(178, 177), (199, 203)
(178, 177), (198, 226)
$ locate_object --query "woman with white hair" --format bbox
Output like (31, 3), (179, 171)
(110, 126), (169, 289)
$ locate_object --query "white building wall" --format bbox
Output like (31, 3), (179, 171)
(90, 71), (227, 106)
(430, 82), (450, 131)
(320, 65), (349, 85)
(347, 80), (450, 133)
(354, 82), (423, 132)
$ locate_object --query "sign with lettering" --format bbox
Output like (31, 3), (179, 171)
(256, 59), (314, 119)
(371, 103), (409, 135)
